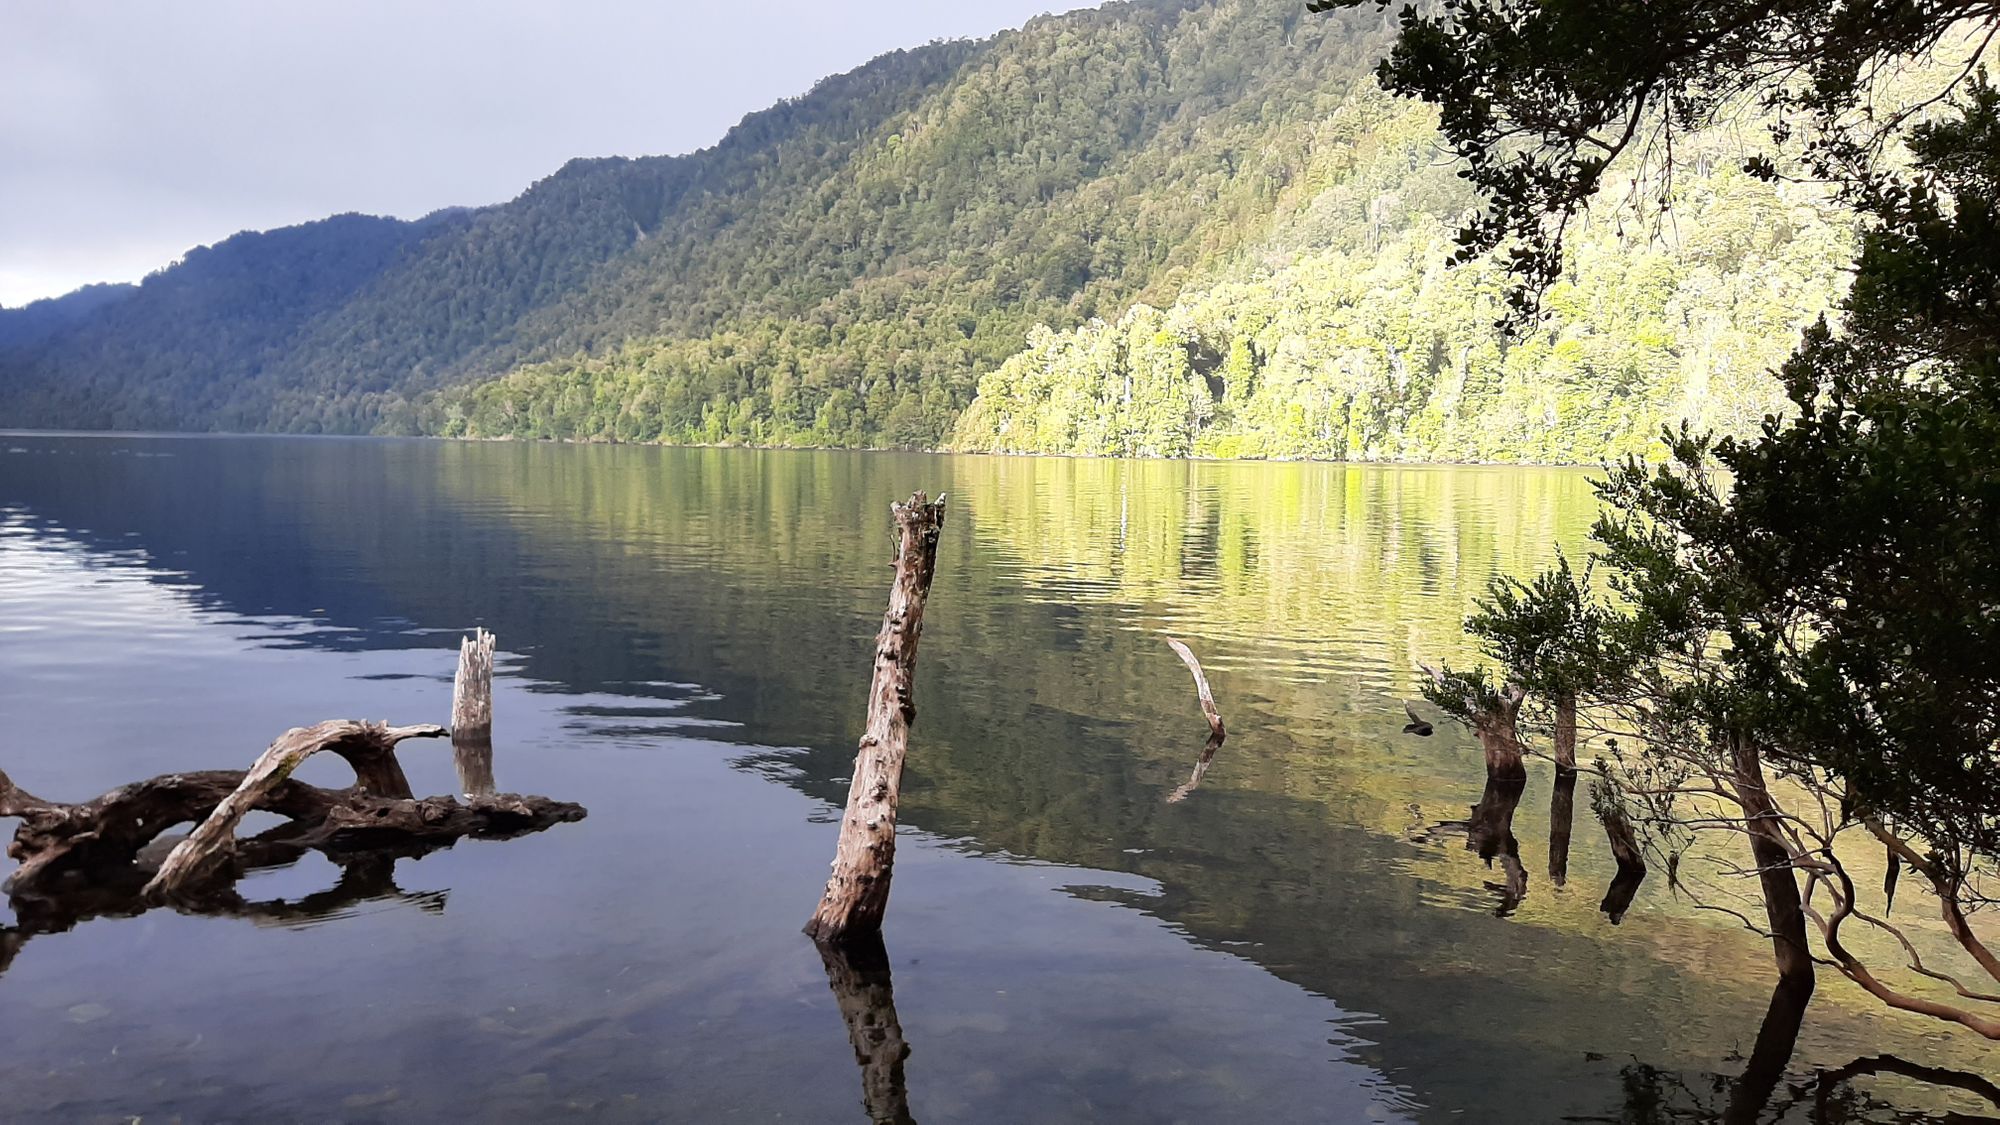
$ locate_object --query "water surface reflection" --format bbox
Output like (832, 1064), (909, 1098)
(1, 435), (1993, 1121)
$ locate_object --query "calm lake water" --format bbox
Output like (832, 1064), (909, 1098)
(0, 434), (1991, 1123)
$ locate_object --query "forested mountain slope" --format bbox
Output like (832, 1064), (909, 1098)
(0, 0), (1853, 461)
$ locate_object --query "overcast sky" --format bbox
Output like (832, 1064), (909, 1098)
(0, 0), (1090, 308)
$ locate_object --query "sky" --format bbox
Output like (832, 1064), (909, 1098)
(0, 0), (1090, 309)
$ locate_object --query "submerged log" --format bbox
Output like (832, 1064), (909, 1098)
(806, 491), (947, 945)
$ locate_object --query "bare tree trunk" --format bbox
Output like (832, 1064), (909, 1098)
(805, 492), (946, 945)
(144, 721), (445, 899)
(1552, 691), (1577, 770)
(1729, 734), (1816, 991)
(817, 935), (917, 1125)
(453, 628), (498, 798)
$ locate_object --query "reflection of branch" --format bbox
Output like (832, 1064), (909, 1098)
(1166, 735), (1224, 804)
(817, 935), (917, 1125)
(3, 849), (451, 981)
(1814, 1053), (2000, 1109)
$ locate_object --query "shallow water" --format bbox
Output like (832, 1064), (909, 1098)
(0, 435), (1990, 1123)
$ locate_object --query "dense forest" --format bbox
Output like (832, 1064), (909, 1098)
(0, 0), (1853, 462)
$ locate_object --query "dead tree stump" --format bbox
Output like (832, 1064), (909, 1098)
(805, 491), (946, 945)
(453, 628), (497, 798)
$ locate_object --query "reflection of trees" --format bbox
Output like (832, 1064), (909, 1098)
(816, 936), (916, 1125)
(1599, 979), (2000, 1123)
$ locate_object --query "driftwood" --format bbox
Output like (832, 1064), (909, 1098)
(806, 491), (947, 945)
(146, 721), (443, 897)
(3, 721), (584, 907)
(818, 935), (917, 1125)
(454, 628), (498, 797)
(1164, 637), (1227, 803)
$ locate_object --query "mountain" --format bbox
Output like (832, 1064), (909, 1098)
(0, 0), (1852, 461)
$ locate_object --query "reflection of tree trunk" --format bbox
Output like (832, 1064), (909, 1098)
(454, 737), (496, 798)
(1467, 775), (1528, 915)
(1728, 734), (1815, 990)
(1722, 979), (1811, 1125)
(806, 493), (946, 945)
(818, 935), (916, 1125)
(1548, 767), (1576, 888)
(1598, 803), (1647, 925)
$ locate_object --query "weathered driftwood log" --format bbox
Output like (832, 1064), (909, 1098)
(145, 721), (444, 898)
(805, 491), (946, 945)
(818, 935), (917, 1125)
(1164, 636), (1226, 804)
(452, 628), (497, 797)
(2, 721), (584, 907)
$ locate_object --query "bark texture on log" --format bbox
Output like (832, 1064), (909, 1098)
(144, 721), (446, 899)
(818, 935), (917, 1125)
(805, 491), (946, 945)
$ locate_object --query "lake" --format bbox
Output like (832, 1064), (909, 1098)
(0, 434), (1990, 1123)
